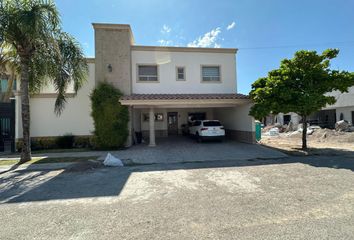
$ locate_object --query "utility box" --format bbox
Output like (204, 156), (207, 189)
(255, 121), (262, 141)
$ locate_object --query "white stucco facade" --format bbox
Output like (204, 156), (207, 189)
(132, 50), (236, 94)
(15, 62), (95, 138)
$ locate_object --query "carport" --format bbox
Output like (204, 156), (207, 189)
(120, 94), (256, 147)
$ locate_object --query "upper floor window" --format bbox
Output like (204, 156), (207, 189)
(176, 67), (185, 81)
(0, 77), (16, 93)
(138, 65), (158, 82)
(201, 66), (220, 82)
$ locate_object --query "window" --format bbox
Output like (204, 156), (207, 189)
(201, 66), (220, 82)
(138, 65), (158, 82)
(203, 121), (221, 127)
(0, 77), (16, 93)
(176, 67), (185, 81)
(142, 113), (164, 122)
(340, 113), (344, 120)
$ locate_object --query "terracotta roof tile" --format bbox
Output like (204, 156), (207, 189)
(121, 93), (249, 101)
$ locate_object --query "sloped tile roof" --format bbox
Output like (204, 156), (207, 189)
(121, 93), (249, 101)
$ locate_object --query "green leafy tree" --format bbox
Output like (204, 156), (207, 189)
(250, 49), (354, 149)
(90, 82), (129, 149)
(0, 0), (88, 162)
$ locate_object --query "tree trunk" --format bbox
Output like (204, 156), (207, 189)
(302, 115), (307, 150)
(19, 57), (31, 163)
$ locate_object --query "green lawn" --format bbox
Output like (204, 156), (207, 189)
(0, 157), (95, 166)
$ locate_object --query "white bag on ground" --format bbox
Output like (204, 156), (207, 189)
(103, 153), (124, 167)
(269, 128), (279, 136)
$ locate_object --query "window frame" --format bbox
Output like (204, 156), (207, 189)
(176, 66), (186, 81)
(137, 64), (159, 83)
(142, 113), (164, 122)
(200, 65), (222, 83)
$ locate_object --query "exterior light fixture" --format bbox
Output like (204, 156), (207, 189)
(107, 64), (113, 72)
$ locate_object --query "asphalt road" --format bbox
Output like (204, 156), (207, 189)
(0, 155), (353, 239)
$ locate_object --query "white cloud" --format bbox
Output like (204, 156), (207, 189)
(161, 24), (171, 34)
(187, 27), (222, 48)
(157, 39), (173, 46)
(226, 21), (236, 30)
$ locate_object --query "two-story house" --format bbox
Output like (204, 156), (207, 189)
(11, 23), (255, 150)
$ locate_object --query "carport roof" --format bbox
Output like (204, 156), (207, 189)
(120, 93), (251, 107)
(121, 93), (249, 101)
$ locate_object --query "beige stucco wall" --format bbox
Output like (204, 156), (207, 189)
(15, 62), (95, 138)
(94, 25), (133, 94)
(131, 50), (236, 94)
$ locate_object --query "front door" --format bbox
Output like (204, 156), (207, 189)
(352, 111), (354, 124)
(167, 112), (178, 135)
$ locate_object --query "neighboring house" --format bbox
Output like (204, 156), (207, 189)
(8, 23), (255, 151)
(272, 87), (354, 128)
(320, 87), (354, 126)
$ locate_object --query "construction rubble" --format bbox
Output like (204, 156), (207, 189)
(261, 120), (354, 151)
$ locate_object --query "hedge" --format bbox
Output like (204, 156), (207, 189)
(90, 82), (129, 149)
(16, 135), (93, 152)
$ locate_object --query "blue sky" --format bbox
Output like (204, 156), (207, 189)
(56, 0), (354, 94)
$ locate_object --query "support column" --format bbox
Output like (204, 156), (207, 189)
(149, 107), (156, 147)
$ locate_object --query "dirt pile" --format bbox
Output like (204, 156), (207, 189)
(261, 126), (354, 153)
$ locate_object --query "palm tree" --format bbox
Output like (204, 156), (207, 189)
(0, 0), (88, 162)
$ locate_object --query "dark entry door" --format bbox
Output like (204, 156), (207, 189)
(167, 112), (178, 135)
(0, 100), (15, 153)
(352, 111), (354, 125)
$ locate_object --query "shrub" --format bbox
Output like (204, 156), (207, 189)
(90, 82), (129, 149)
(16, 135), (93, 152)
(73, 136), (92, 148)
(17, 137), (57, 151)
(35, 137), (57, 150)
(56, 134), (74, 149)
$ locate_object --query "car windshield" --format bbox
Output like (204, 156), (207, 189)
(203, 121), (221, 126)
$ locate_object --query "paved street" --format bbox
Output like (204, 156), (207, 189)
(0, 155), (353, 239)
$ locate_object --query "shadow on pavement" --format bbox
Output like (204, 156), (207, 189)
(0, 148), (353, 204)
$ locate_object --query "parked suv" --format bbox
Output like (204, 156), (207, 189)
(189, 120), (225, 142)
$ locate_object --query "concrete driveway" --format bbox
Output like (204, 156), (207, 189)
(0, 155), (353, 239)
(110, 136), (287, 164)
(2, 136), (286, 165)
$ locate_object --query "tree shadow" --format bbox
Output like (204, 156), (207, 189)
(0, 163), (21, 175)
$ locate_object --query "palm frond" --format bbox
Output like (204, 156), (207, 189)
(51, 32), (88, 115)
(0, 0), (88, 115)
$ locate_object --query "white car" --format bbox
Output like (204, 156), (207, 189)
(189, 120), (225, 142)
